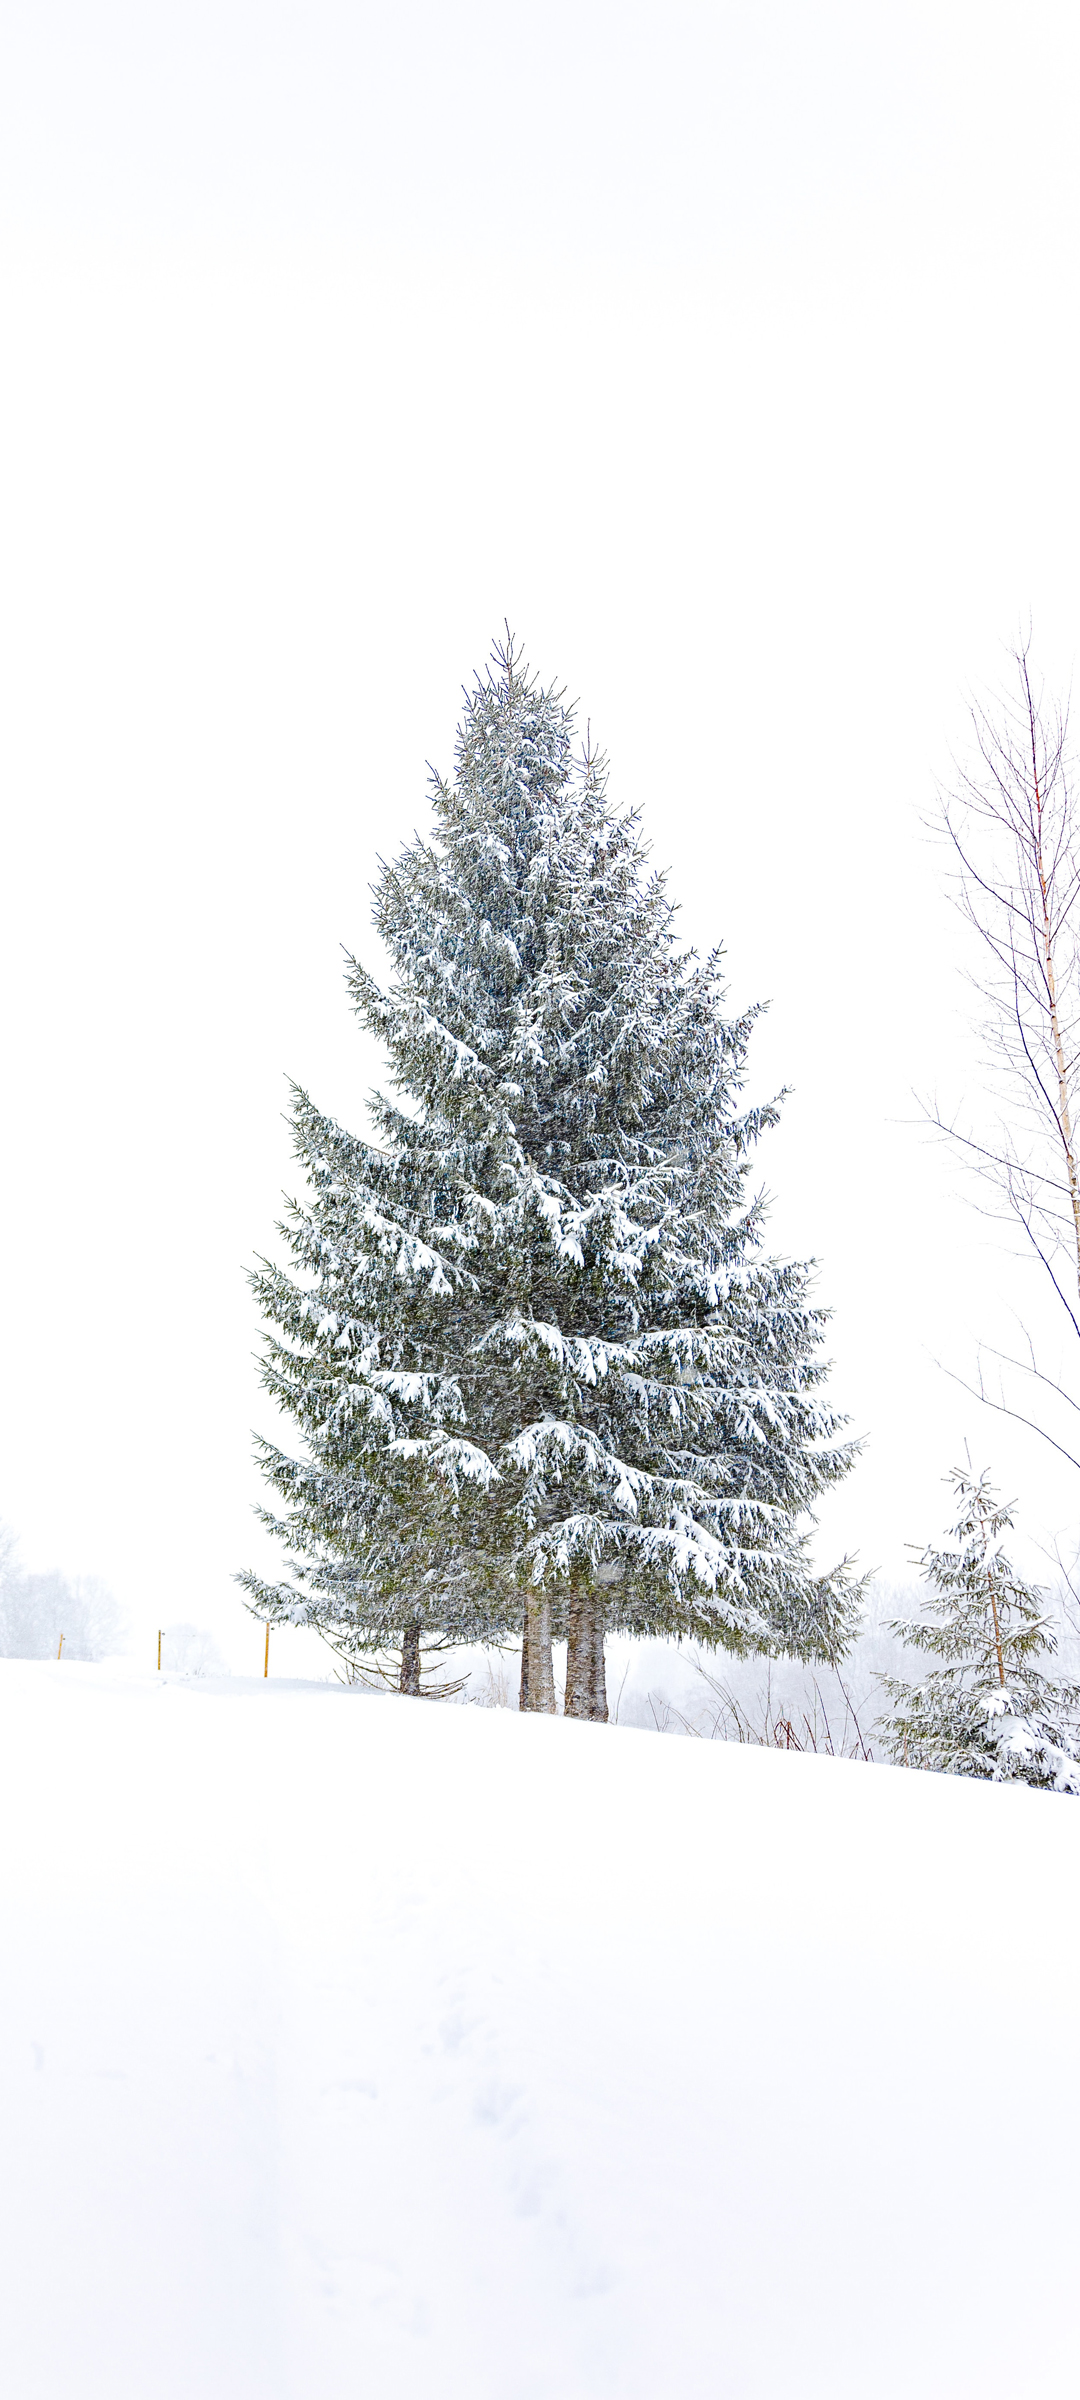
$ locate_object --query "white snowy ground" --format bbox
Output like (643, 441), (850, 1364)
(3, 1661), (1078, 2400)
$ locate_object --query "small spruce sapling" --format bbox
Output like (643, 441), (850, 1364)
(881, 1468), (1080, 1791)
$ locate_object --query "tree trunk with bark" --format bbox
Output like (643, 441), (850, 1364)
(564, 1589), (608, 1721)
(520, 1589), (556, 1712)
(592, 1609), (608, 1722)
(399, 1618), (422, 1695)
(564, 1589), (590, 1718)
(518, 1621), (529, 1711)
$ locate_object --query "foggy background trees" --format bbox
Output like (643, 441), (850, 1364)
(0, 1521), (123, 1661)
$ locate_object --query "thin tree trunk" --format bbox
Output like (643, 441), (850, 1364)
(399, 1617), (422, 1695)
(975, 1492), (1007, 1688)
(987, 1584), (1007, 1689)
(1031, 735), (1080, 1301)
(521, 1590), (555, 1713)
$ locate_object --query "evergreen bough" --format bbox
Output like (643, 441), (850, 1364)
(240, 637), (860, 1707)
(882, 1468), (1080, 1792)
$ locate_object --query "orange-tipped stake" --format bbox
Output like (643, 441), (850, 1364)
(56, 1633), (64, 1660)
(157, 1629), (162, 1671)
(264, 1623), (270, 1679)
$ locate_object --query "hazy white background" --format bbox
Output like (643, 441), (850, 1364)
(3, 1), (1080, 1669)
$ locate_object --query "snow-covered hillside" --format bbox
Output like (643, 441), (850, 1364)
(3, 1661), (1077, 2399)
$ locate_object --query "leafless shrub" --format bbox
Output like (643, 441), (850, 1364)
(160, 1622), (227, 1676)
(925, 637), (1080, 1467)
(659, 1656), (876, 1759)
(468, 1649), (519, 1709)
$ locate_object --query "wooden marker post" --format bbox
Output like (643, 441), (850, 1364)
(157, 1629), (162, 1671)
(56, 1633), (64, 1660)
(264, 1623), (270, 1679)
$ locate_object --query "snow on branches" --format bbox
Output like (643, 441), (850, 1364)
(882, 1468), (1080, 1792)
(242, 635), (859, 1705)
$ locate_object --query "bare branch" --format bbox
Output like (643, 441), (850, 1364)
(936, 1357), (1080, 1474)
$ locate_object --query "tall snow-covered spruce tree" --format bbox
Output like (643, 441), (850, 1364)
(241, 637), (859, 1708)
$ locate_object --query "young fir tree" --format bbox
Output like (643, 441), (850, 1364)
(241, 637), (860, 1707)
(881, 1468), (1080, 1791)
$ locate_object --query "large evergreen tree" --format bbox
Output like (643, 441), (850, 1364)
(241, 638), (859, 1707)
(881, 1469), (1080, 1791)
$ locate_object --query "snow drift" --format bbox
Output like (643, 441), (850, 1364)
(2, 1659), (1077, 2399)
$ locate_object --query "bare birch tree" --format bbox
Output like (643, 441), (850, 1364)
(928, 638), (1080, 1466)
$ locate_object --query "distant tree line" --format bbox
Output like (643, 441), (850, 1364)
(0, 1521), (122, 1660)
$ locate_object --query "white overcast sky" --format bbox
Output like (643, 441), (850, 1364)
(3, 1), (1080, 1666)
